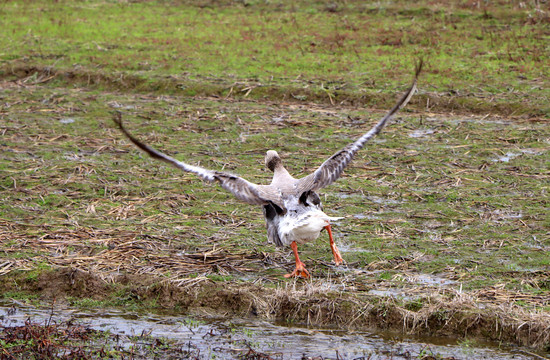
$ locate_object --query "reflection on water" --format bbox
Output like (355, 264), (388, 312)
(0, 299), (541, 360)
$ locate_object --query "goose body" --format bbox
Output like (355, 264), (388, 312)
(114, 62), (422, 278)
(279, 208), (342, 246)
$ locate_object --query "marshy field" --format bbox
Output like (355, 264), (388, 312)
(0, 0), (548, 359)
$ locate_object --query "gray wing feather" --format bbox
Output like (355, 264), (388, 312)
(298, 61), (422, 192)
(114, 113), (267, 206)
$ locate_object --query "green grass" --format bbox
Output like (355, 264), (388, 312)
(1, 84), (546, 297)
(0, 0), (548, 116)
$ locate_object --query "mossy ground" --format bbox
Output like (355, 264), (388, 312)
(0, 0), (548, 354)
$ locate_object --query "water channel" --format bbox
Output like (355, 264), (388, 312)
(0, 299), (545, 360)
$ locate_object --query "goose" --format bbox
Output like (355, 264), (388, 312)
(114, 62), (421, 279)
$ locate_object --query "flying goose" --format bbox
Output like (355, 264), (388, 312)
(114, 62), (422, 279)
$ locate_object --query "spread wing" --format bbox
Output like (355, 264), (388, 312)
(297, 60), (422, 192)
(114, 113), (272, 206)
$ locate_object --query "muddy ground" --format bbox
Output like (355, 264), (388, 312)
(0, 83), (550, 358)
(1, 73), (548, 356)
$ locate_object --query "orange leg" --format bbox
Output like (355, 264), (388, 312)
(284, 241), (310, 279)
(325, 225), (344, 266)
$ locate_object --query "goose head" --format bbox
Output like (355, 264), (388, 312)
(265, 150), (282, 172)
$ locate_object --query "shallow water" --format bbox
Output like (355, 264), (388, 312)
(408, 129), (435, 138)
(0, 299), (543, 360)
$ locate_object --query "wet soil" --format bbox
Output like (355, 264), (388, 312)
(1, 267), (549, 356)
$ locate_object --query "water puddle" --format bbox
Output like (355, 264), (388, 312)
(365, 274), (456, 302)
(398, 273), (457, 287)
(367, 195), (405, 205)
(492, 148), (546, 163)
(0, 299), (543, 359)
(408, 129), (435, 138)
(368, 288), (415, 301)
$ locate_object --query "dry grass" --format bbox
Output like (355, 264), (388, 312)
(0, 221), (267, 281)
(2, 218), (549, 349)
